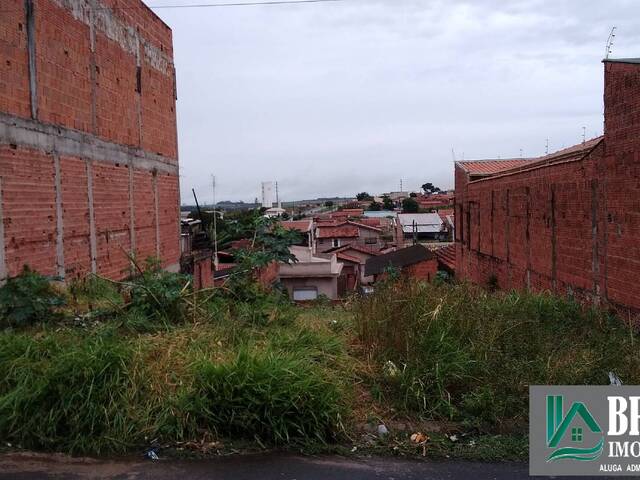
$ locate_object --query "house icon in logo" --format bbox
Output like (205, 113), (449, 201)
(546, 395), (604, 461)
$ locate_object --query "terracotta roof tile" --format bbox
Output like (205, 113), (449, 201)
(336, 252), (361, 263)
(316, 225), (359, 239)
(457, 136), (603, 177)
(279, 220), (312, 233)
(434, 244), (456, 271)
(457, 158), (535, 175)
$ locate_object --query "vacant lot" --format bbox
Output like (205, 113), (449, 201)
(0, 268), (637, 460)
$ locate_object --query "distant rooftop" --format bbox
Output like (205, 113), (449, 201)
(457, 136), (604, 179)
(604, 58), (640, 64)
(456, 158), (534, 176)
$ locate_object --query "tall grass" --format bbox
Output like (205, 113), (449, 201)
(354, 279), (639, 431)
(0, 312), (349, 453)
(188, 348), (346, 445)
(0, 327), (137, 453)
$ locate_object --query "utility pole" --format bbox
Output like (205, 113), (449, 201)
(582, 126), (586, 144)
(211, 175), (218, 269)
(545, 138), (549, 155)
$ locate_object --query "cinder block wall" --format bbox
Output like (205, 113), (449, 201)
(0, 0), (180, 281)
(455, 60), (640, 315)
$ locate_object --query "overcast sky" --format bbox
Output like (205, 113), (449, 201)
(151, 0), (639, 204)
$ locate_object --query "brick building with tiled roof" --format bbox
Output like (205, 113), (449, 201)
(455, 59), (640, 316)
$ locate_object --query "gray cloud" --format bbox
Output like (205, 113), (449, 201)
(151, 0), (638, 203)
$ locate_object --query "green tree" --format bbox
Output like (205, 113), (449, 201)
(368, 201), (382, 211)
(409, 192), (418, 198)
(324, 200), (334, 207)
(421, 182), (441, 194)
(356, 192), (373, 201)
(402, 197), (419, 213)
(382, 196), (394, 211)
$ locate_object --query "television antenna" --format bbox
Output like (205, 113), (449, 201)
(605, 26), (616, 59)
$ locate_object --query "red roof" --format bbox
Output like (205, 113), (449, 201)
(457, 136), (603, 177)
(336, 252), (361, 264)
(326, 244), (381, 256)
(457, 158), (534, 175)
(279, 220), (312, 233)
(434, 244), (456, 271)
(354, 217), (383, 228)
(437, 209), (454, 222)
(331, 209), (364, 217)
(316, 225), (359, 239)
(347, 220), (382, 233)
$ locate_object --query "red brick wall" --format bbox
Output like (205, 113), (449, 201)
(405, 258), (438, 282)
(0, 0), (180, 281)
(0, 146), (56, 277)
(0, 0), (30, 118)
(455, 61), (640, 315)
(60, 156), (92, 280)
(34, 0), (93, 132)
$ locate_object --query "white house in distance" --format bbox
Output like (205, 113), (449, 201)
(397, 213), (444, 243)
(278, 246), (343, 300)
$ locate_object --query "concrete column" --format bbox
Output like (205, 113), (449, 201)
(86, 160), (97, 274)
(25, 0), (38, 119)
(0, 178), (7, 283)
(128, 161), (136, 256)
(54, 154), (65, 278)
(152, 170), (160, 258)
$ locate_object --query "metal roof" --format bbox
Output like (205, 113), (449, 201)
(397, 213), (443, 234)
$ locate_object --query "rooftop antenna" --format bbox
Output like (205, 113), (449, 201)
(582, 126), (586, 144)
(275, 181), (280, 208)
(211, 175), (218, 269)
(605, 26), (616, 59)
(519, 148), (523, 158)
(451, 148), (456, 162)
(545, 138), (549, 155)
(400, 179), (403, 192)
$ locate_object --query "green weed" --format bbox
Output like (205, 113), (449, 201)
(188, 348), (346, 445)
(0, 266), (65, 328)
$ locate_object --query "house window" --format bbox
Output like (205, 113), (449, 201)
(571, 427), (583, 442)
(332, 239), (340, 248)
(293, 287), (318, 301)
(365, 237), (376, 245)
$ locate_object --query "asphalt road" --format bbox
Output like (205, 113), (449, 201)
(0, 452), (614, 480)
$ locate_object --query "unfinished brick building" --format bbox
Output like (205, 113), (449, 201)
(0, 0), (179, 280)
(455, 58), (640, 315)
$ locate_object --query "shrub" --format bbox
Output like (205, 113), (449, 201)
(0, 328), (137, 453)
(0, 266), (65, 328)
(188, 349), (345, 444)
(354, 280), (640, 431)
(125, 262), (191, 323)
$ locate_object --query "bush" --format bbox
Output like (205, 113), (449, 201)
(354, 280), (639, 431)
(188, 349), (345, 444)
(0, 266), (65, 328)
(125, 261), (191, 323)
(0, 328), (137, 453)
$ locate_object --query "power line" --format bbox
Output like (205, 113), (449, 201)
(149, 0), (345, 8)
(0, 0), (345, 14)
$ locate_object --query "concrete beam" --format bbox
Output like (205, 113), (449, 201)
(0, 112), (178, 175)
